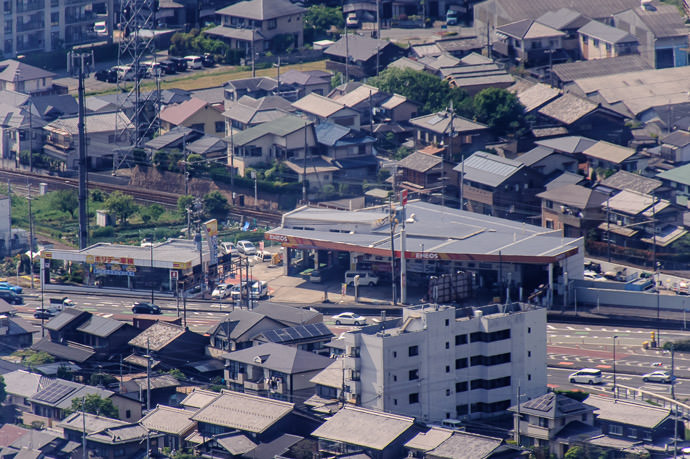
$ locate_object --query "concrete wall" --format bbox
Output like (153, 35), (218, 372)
(575, 286), (690, 311)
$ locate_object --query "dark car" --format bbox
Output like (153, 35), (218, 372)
(202, 53), (215, 67)
(160, 60), (177, 75)
(0, 290), (22, 305)
(34, 308), (58, 319)
(168, 56), (188, 72)
(132, 302), (161, 314)
(94, 69), (117, 83)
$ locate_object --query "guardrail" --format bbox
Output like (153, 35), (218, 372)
(613, 383), (690, 416)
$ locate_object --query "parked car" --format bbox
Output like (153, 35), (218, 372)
(230, 282), (249, 301)
(254, 250), (272, 262)
(202, 53), (215, 67)
(168, 56), (188, 72)
(94, 68), (117, 83)
(568, 368), (603, 385)
(184, 55), (203, 69)
(0, 282), (22, 294)
(50, 297), (75, 308)
(346, 13), (359, 28)
(344, 271), (379, 286)
(94, 20), (107, 36)
(642, 370), (675, 383)
(250, 281), (268, 300)
(332, 312), (367, 326)
(237, 240), (257, 256)
(0, 290), (22, 305)
(34, 307), (59, 319)
(132, 302), (161, 314)
(221, 241), (239, 256)
(113, 65), (135, 81)
(159, 60), (178, 75)
(445, 9), (459, 25)
(211, 284), (231, 299)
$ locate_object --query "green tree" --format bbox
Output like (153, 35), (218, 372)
(369, 67), (472, 116)
(178, 195), (194, 217)
(68, 393), (118, 419)
(304, 5), (343, 41)
(12, 349), (54, 368)
(186, 153), (207, 176)
(50, 189), (79, 218)
(104, 191), (138, 225)
(472, 87), (527, 137)
(148, 204), (165, 222)
(91, 189), (105, 202)
(564, 447), (584, 459)
(203, 191), (230, 220)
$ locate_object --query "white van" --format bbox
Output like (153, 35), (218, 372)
(184, 55), (203, 69)
(569, 368), (603, 385)
(345, 271), (379, 286)
(142, 61), (162, 78)
(250, 281), (268, 300)
(113, 65), (135, 81)
(440, 419), (463, 430)
(94, 21), (107, 36)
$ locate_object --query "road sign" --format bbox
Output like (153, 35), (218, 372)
(170, 270), (178, 280)
(402, 189), (408, 206)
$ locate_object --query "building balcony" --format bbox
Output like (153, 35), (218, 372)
(244, 379), (267, 392)
(16, 1), (45, 13)
(65, 12), (94, 24)
(18, 20), (44, 31)
(519, 423), (551, 440)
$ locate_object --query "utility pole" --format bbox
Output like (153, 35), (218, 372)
(70, 51), (90, 250)
(82, 395), (87, 459)
(27, 183), (34, 289)
(302, 121), (308, 204)
(606, 193), (611, 262)
(389, 196), (397, 305)
(400, 189), (408, 304)
(653, 198), (660, 346)
(376, 0), (381, 75)
(150, 229), (155, 304)
(251, 26), (256, 78)
(28, 94), (32, 172)
(344, 13), (349, 83)
(229, 123), (234, 199)
(146, 338), (151, 412)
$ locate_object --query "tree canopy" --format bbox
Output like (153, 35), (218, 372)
(104, 191), (138, 225)
(368, 68), (473, 116)
(50, 189), (79, 218)
(472, 87), (527, 136)
(203, 191), (230, 220)
(68, 393), (119, 419)
(304, 5), (343, 41)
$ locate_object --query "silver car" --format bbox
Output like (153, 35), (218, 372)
(642, 370), (674, 383)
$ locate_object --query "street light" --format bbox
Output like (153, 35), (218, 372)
(612, 335), (619, 397)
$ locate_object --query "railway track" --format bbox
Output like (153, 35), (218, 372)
(0, 168), (283, 226)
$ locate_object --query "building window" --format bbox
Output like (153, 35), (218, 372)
(408, 345), (419, 357)
(528, 327), (531, 333)
(455, 358), (468, 369)
(470, 329), (510, 343)
(215, 121), (224, 133)
(445, 342), (449, 349)
(409, 369), (419, 380)
(125, 410), (131, 418)
(394, 398), (397, 405)
(409, 393), (419, 404)
(528, 374), (532, 381)
(456, 381), (468, 392)
(455, 334), (467, 346)
(539, 417), (549, 427)
(445, 319), (449, 326)
(582, 414), (588, 422)
(393, 351), (397, 358)
(528, 351), (531, 357)
(393, 375), (397, 382)
(445, 366), (450, 373)
(456, 404), (468, 416)
(267, 18), (276, 29)
(627, 428), (637, 439)
(545, 219), (554, 229)
(609, 425), (623, 435)
(446, 389), (451, 396)
(190, 123), (204, 132)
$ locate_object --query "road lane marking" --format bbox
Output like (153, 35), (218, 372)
(559, 361), (574, 365)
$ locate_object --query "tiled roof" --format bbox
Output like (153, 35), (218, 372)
(582, 140), (635, 164)
(397, 151), (442, 173)
(128, 321), (186, 351)
(0, 60), (55, 82)
(325, 35), (394, 62)
(140, 405), (195, 435)
(538, 94), (599, 125)
(222, 342), (332, 374)
(578, 20), (637, 44)
(293, 93), (349, 118)
(160, 97), (209, 126)
(552, 55), (652, 83)
(215, 0), (305, 20)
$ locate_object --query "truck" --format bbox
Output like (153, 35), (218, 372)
(49, 297), (75, 309)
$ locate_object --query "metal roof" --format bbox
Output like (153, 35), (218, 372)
(535, 136), (597, 154)
(657, 163), (690, 186)
(455, 151), (523, 187)
(553, 55), (652, 83)
(578, 20), (637, 44)
(76, 315), (124, 337)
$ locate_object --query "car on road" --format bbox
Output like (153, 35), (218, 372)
(344, 271), (379, 286)
(236, 240), (257, 256)
(332, 312), (367, 326)
(642, 370), (675, 383)
(0, 290), (22, 305)
(132, 302), (161, 314)
(0, 282), (22, 294)
(211, 284), (231, 299)
(568, 368), (603, 385)
(34, 307), (59, 319)
(230, 282), (249, 301)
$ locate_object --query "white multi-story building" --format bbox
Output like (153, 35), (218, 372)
(1, 0), (94, 56)
(340, 302), (546, 423)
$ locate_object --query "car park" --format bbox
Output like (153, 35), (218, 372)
(0, 290), (22, 305)
(0, 282), (22, 294)
(642, 370), (675, 383)
(332, 312), (367, 326)
(237, 240), (257, 256)
(344, 271), (379, 286)
(568, 368), (603, 385)
(132, 302), (161, 314)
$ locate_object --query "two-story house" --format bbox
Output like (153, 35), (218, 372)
(324, 35), (405, 78)
(223, 342), (332, 402)
(292, 93), (360, 129)
(279, 70), (332, 97)
(658, 130), (690, 164)
(159, 97), (225, 138)
(207, 309), (285, 354)
(536, 8), (590, 57)
(455, 151), (545, 221)
(493, 19), (566, 66)
(224, 94), (296, 131)
(125, 321), (208, 371)
(410, 111), (491, 161)
(205, 0), (306, 53)
(537, 184), (608, 237)
(582, 140), (645, 175)
(656, 164), (690, 205)
(0, 60), (58, 95)
(577, 21), (638, 60)
(140, 405), (196, 451)
(314, 122), (378, 181)
(396, 150), (459, 205)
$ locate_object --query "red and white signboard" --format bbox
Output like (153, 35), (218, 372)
(402, 189), (408, 206)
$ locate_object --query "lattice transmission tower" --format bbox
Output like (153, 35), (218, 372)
(114, 0), (160, 173)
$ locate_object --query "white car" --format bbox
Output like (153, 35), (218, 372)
(642, 370), (674, 383)
(344, 271), (379, 286)
(568, 368), (603, 385)
(236, 240), (257, 256)
(346, 13), (359, 28)
(211, 284), (230, 299)
(332, 312), (367, 326)
(221, 241), (239, 256)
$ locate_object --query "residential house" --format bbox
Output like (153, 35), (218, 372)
(0, 102), (45, 165)
(612, 1), (689, 68)
(0, 314), (35, 350)
(179, 388), (219, 412)
(2, 370), (51, 420)
(26, 379), (141, 426)
(441, 61), (515, 96)
(0, 424), (29, 449)
(517, 83), (561, 115)
(279, 70), (332, 97)
(311, 406), (418, 459)
(656, 164), (690, 205)
(60, 412), (160, 459)
(228, 114), (316, 176)
(493, 19), (566, 65)
(551, 54), (652, 89)
(223, 342), (332, 403)
(509, 392), (596, 457)
(405, 427), (516, 458)
(140, 405), (196, 451)
(324, 35), (405, 78)
(224, 94), (296, 131)
(306, 359), (343, 416)
(598, 170), (661, 196)
(191, 390), (313, 440)
(251, 321), (334, 354)
(43, 112), (133, 170)
(126, 321), (208, 371)
(583, 395), (685, 456)
(396, 150), (459, 204)
(0, 61), (58, 95)
(536, 8), (590, 56)
(329, 83), (389, 126)
(2, 428), (68, 458)
(30, 94), (79, 121)
(658, 130), (690, 164)
(144, 125), (202, 153)
(456, 151), (545, 220)
(207, 309), (285, 354)
(577, 21), (638, 60)
(534, 135), (597, 157)
(537, 184), (608, 237)
(516, 145), (578, 177)
(338, 303), (546, 422)
(582, 140), (645, 174)
(410, 111), (491, 160)
(293, 93), (360, 129)
(252, 302), (323, 327)
(120, 374), (181, 408)
(205, 0), (306, 53)
(379, 94), (419, 123)
(159, 97), (225, 138)
(186, 135), (228, 160)
(32, 309), (138, 365)
(314, 122), (378, 181)
(223, 76), (300, 104)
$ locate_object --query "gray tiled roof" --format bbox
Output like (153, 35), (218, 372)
(486, 0), (640, 24)
(552, 55), (652, 83)
(535, 135), (597, 154)
(128, 322), (186, 351)
(619, 1), (687, 38)
(425, 431), (504, 459)
(517, 146), (557, 166)
(662, 130), (690, 148)
(215, 0), (305, 20)
(0, 60), (55, 82)
(140, 405), (195, 435)
(44, 308), (88, 332)
(538, 93), (598, 125)
(32, 338), (96, 363)
(537, 8), (589, 30)
(512, 392), (595, 419)
(325, 35), (394, 62)
(518, 83), (561, 113)
(75, 315), (124, 338)
(397, 151), (442, 173)
(578, 20), (637, 44)
(252, 302), (321, 326)
(600, 170), (661, 194)
(409, 111), (488, 135)
(537, 184), (607, 209)
(222, 342), (332, 374)
(454, 151), (524, 187)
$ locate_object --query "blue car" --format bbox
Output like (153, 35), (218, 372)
(0, 282), (22, 294)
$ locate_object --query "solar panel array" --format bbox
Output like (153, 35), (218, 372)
(33, 382), (77, 404)
(261, 323), (333, 344)
(523, 393), (554, 412)
(560, 397), (586, 414)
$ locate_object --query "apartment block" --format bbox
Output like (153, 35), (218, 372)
(340, 302), (546, 423)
